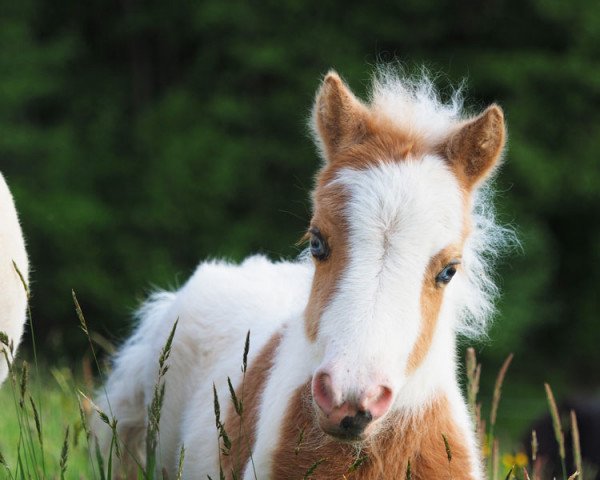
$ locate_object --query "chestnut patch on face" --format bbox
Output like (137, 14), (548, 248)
(303, 181), (350, 341)
(407, 246), (462, 374)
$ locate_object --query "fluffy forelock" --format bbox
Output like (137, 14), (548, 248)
(368, 65), (465, 146)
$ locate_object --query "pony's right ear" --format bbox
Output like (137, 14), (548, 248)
(444, 105), (506, 189)
(312, 71), (369, 161)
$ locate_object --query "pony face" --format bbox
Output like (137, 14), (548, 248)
(304, 70), (505, 441)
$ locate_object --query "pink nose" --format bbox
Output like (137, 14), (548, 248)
(312, 371), (393, 436)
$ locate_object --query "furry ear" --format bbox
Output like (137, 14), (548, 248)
(312, 71), (369, 161)
(445, 105), (506, 188)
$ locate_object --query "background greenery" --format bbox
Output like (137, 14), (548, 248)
(1, 0), (598, 447)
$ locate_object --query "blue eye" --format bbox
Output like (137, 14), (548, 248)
(436, 263), (459, 284)
(309, 230), (329, 261)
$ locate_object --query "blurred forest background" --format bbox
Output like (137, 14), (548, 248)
(1, 0), (598, 438)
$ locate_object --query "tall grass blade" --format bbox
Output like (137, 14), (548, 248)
(492, 439), (499, 480)
(294, 426), (305, 456)
(346, 455), (367, 473)
(442, 433), (452, 462)
(242, 330), (250, 374)
(29, 396), (43, 449)
(94, 437), (107, 480)
(13, 261), (46, 476)
(59, 426), (70, 480)
(303, 458), (325, 479)
(213, 383), (221, 430)
(466, 347), (480, 417)
(12, 260), (29, 300)
(19, 361), (28, 408)
(570, 410), (583, 480)
(227, 377), (242, 416)
(147, 319), (179, 479)
(107, 434), (115, 480)
(176, 445), (185, 480)
(0, 331), (10, 352)
(544, 383), (567, 480)
(490, 353), (513, 433)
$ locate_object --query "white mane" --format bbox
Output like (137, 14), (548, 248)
(459, 184), (515, 338)
(369, 65), (464, 146)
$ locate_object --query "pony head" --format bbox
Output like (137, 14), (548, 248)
(304, 69), (507, 441)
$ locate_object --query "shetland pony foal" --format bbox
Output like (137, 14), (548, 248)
(0, 172), (29, 386)
(98, 69), (508, 479)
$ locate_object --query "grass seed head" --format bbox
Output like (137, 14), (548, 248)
(19, 360), (28, 408)
(176, 445), (185, 480)
(0, 331), (9, 349)
(242, 330), (250, 373)
(60, 425), (70, 478)
(12, 260), (30, 300)
(304, 458), (326, 479)
(570, 410), (583, 480)
(442, 433), (452, 462)
(491, 353), (513, 428)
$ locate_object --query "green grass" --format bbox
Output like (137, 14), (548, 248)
(0, 364), (94, 479)
(0, 352), (586, 480)
(0, 292), (586, 480)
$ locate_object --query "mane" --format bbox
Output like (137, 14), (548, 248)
(458, 183), (516, 339)
(368, 65), (465, 147)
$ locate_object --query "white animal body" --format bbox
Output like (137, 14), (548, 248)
(97, 67), (510, 480)
(0, 172), (29, 385)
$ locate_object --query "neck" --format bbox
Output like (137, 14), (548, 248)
(244, 308), (482, 479)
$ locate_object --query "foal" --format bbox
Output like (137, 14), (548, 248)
(0, 172), (29, 386)
(98, 68), (508, 479)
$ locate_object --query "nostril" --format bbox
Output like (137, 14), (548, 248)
(312, 372), (336, 415)
(360, 385), (394, 420)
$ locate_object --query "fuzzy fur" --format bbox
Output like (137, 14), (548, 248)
(0, 172), (29, 386)
(96, 68), (511, 479)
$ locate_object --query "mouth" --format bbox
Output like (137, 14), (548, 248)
(318, 411), (373, 443)
(323, 426), (366, 443)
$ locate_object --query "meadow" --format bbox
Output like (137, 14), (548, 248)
(0, 297), (587, 480)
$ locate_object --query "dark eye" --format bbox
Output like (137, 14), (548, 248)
(309, 229), (329, 261)
(436, 262), (459, 284)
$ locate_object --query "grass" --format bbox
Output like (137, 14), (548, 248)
(0, 349), (588, 479)
(1, 285), (184, 480)
(0, 274), (590, 479)
(0, 364), (94, 478)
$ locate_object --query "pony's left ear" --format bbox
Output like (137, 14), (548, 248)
(312, 70), (370, 162)
(445, 104), (506, 188)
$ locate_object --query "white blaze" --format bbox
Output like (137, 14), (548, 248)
(315, 157), (464, 405)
